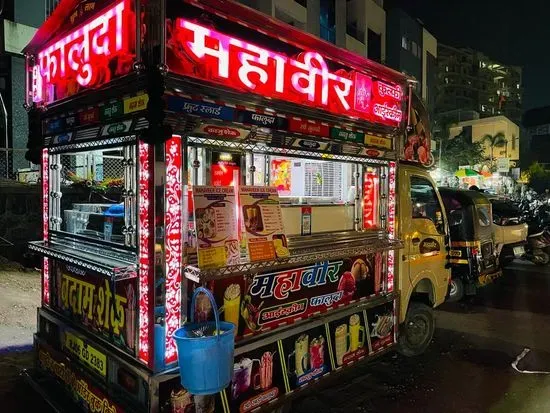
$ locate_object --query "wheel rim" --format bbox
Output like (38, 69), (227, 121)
(449, 280), (458, 296)
(405, 313), (431, 348)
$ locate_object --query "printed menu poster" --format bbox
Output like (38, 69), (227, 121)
(280, 324), (332, 390)
(328, 311), (369, 369)
(227, 342), (285, 413)
(158, 376), (224, 413)
(239, 186), (288, 262)
(193, 186), (240, 268)
(366, 301), (396, 353)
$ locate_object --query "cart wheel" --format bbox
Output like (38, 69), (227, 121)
(397, 302), (435, 357)
(534, 251), (550, 266)
(447, 278), (464, 302)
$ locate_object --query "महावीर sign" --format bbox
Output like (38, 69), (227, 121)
(31, 0), (135, 105)
(214, 255), (383, 337)
(52, 262), (137, 355)
(167, 19), (403, 126)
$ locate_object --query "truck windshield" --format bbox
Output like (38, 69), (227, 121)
(477, 205), (492, 227)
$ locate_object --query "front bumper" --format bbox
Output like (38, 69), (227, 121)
(500, 241), (527, 259)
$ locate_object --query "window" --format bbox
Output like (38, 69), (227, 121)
(401, 36), (408, 50)
(410, 176), (444, 232)
(320, 0), (336, 44)
(367, 29), (382, 63)
(477, 206), (491, 227)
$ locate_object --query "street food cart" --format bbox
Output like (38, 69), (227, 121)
(22, 1), (447, 412)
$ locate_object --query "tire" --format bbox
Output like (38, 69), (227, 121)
(533, 251), (550, 266)
(447, 278), (464, 302)
(397, 302), (435, 357)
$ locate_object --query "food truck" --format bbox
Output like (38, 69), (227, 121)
(22, 0), (451, 412)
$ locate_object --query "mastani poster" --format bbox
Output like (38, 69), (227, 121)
(227, 342), (284, 412)
(51, 261), (137, 355)
(328, 311), (369, 368)
(158, 376), (223, 413)
(280, 324), (331, 390)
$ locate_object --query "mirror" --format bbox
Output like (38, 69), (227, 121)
(449, 210), (463, 226)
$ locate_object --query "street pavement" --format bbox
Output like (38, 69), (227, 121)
(2, 261), (550, 413)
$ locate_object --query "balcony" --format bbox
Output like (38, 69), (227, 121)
(345, 34), (366, 56)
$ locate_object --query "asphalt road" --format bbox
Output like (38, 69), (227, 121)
(2, 261), (550, 413)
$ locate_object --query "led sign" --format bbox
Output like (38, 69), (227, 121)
(31, 0), (134, 105)
(167, 19), (403, 126)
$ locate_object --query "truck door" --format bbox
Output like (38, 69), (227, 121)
(403, 174), (448, 304)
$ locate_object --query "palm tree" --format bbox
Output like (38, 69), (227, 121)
(482, 132), (507, 169)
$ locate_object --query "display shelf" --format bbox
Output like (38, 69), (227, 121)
(29, 240), (137, 281)
(184, 231), (403, 283)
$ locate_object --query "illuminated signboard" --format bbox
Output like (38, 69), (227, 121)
(31, 0), (135, 105)
(166, 19), (403, 126)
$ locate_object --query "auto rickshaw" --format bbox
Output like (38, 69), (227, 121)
(438, 188), (501, 301)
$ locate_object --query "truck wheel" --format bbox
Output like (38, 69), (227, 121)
(397, 302), (435, 357)
(534, 251), (550, 266)
(447, 278), (464, 302)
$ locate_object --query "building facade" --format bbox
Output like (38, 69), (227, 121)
(436, 44), (522, 125)
(385, 8), (437, 114)
(449, 115), (520, 165)
(239, 0), (386, 62)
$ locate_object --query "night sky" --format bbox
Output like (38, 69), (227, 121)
(388, 0), (550, 113)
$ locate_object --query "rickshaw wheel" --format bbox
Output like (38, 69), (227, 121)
(397, 302), (435, 357)
(447, 278), (464, 302)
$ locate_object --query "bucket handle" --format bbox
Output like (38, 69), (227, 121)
(190, 287), (221, 340)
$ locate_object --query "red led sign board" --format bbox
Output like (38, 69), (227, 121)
(30, 0), (135, 106)
(166, 18), (403, 126)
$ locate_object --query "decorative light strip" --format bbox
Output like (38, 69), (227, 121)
(138, 142), (152, 364)
(164, 136), (182, 364)
(42, 148), (50, 304)
(387, 161), (396, 292)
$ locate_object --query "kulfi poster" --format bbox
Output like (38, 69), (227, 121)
(227, 342), (284, 413)
(281, 325), (331, 390)
(328, 311), (368, 368)
(239, 186), (289, 262)
(366, 300), (396, 353)
(226, 253), (383, 338)
(404, 91), (433, 167)
(192, 186), (240, 268)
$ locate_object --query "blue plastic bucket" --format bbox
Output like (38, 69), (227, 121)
(173, 287), (235, 395)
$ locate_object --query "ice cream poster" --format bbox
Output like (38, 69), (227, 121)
(280, 325), (331, 390)
(226, 342), (284, 413)
(192, 186), (240, 268)
(234, 254), (382, 338)
(366, 300), (396, 353)
(158, 376), (224, 413)
(328, 311), (369, 368)
(239, 186), (288, 262)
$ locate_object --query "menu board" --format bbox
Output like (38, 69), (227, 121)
(366, 301), (396, 353)
(328, 311), (369, 368)
(193, 186), (240, 268)
(227, 342), (284, 412)
(239, 186), (288, 262)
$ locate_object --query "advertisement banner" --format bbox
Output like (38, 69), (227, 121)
(208, 254), (383, 338)
(403, 92), (433, 166)
(38, 347), (125, 413)
(280, 324), (331, 390)
(365, 300), (396, 353)
(51, 261), (137, 356)
(327, 311), (369, 368)
(227, 342), (285, 412)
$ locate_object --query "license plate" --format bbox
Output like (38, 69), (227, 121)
(64, 331), (107, 377)
(513, 246), (525, 257)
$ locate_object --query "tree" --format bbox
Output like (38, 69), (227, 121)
(440, 131), (485, 171)
(526, 162), (550, 194)
(482, 132), (507, 169)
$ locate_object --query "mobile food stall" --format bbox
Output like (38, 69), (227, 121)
(22, 1), (450, 412)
